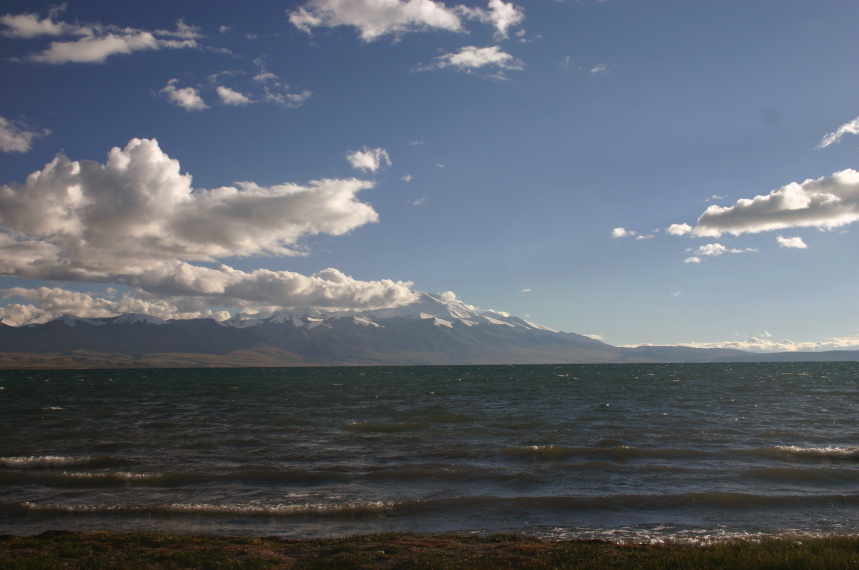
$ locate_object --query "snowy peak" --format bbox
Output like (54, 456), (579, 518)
(366, 292), (481, 322)
(50, 314), (106, 328)
(219, 291), (562, 332)
(109, 313), (167, 326)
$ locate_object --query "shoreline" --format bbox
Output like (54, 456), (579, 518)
(3, 531), (859, 569)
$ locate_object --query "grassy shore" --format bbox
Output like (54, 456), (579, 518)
(2, 531), (859, 569)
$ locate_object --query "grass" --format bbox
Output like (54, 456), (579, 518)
(2, 531), (859, 569)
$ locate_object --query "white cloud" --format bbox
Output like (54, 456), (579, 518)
(439, 290), (478, 310)
(0, 286), (226, 326)
(154, 20), (203, 40)
(408, 139), (424, 145)
(408, 196), (428, 206)
(611, 227), (635, 238)
(232, 62), (312, 108)
(692, 243), (755, 257)
(819, 116), (859, 148)
(289, 0), (464, 41)
(666, 223), (692, 236)
(346, 147), (391, 172)
(217, 86), (252, 106)
(0, 117), (49, 153)
(670, 169), (859, 237)
(635, 234), (654, 240)
(459, 0), (524, 39)
(0, 8), (81, 38)
(400, 174), (412, 182)
(0, 138), (416, 311)
(422, 45), (523, 72)
(684, 256), (701, 264)
(631, 335), (859, 353)
(521, 288), (531, 292)
(584, 333), (604, 340)
(31, 32), (161, 64)
(590, 63), (606, 75)
(1, 10), (200, 64)
(777, 235), (808, 249)
(161, 80), (208, 111)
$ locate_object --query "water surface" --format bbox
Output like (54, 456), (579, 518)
(2, 363), (859, 542)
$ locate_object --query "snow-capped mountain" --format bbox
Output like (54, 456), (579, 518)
(3, 292), (852, 368)
(221, 292), (563, 333)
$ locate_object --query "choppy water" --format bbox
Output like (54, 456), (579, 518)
(2, 363), (859, 542)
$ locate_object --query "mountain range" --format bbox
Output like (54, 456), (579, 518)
(1, 292), (856, 368)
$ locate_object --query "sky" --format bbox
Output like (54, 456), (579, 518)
(0, 0), (857, 352)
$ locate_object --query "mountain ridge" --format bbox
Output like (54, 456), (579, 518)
(0, 293), (856, 368)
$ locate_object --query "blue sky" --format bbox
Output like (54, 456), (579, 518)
(0, 0), (857, 352)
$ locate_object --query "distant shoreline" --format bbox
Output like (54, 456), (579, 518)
(3, 531), (859, 569)
(1, 350), (858, 369)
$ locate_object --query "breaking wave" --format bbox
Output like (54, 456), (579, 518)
(0, 455), (132, 469)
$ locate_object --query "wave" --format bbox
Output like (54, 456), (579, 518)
(748, 446), (859, 462)
(345, 422), (427, 433)
(744, 467), (859, 483)
(14, 499), (406, 518)
(12, 491), (859, 520)
(0, 455), (132, 469)
(503, 445), (708, 461)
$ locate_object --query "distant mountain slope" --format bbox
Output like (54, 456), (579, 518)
(0, 294), (855, 368)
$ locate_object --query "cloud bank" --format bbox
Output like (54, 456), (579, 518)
(632, 335), (859, 353)
(668, 169), (859, 238)
(0, 286), (228, 326)
(0, 138), (417, 314)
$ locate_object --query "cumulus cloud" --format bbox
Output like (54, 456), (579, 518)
(0, 117), (49, 153)
(289, 0), (464, 41)
(422, 45), (523, 73)
(216, 86), (252, 106)
(611, 227), (635, 238)
(777, 235), (807, 249)
(0, 138), (416, 312)
(1, 9), (202, 64)
(346, 147), (391, 172)
(459, 0), (524, 39)
(666, 223), (692, 236)
(668, 169), (859, 238)
(684, 256), (701, 264)
(819, 116), (859, 148)
(161, 79), (208, 111)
